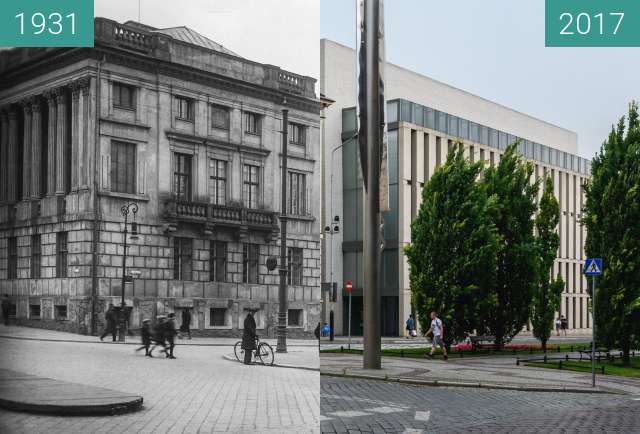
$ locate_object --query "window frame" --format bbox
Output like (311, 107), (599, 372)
(287, 247), (303, 286)
(243, 112), (262, 135)
(31, 234), (41, 279)
(113, 82), (136, 110)
(8, 237), (17, 279)
(208, 159), (227, 206)
(209, 240), (227, 282)
(287, 308), (304, 327)
(56, 232), (68, 278)
(210, 307), (227, 327)
(173, 153), (192, 201)
(110, 141), (137, 194)
(242, 164), (260, 209)
(288, 171), (307, 216)
(242, 243), (259, 284)
(288, 122), (306, 146)
(175, 96), (195, 122)
(173, 237), (193, 281)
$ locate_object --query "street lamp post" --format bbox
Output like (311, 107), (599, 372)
(277, 106), (289, 353)
(118, 202), (139, 342)
(324, 216), (340, 341)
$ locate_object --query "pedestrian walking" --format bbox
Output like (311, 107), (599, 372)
(555, 316), (562, 336)
(1, 295), (10, 326)
(179, 309), (192, 340)
(165, 313), (178, 359)
(151, 315), (168, 355)
(100, 304), (117, 342)
(425, 311), (448, 360)
(405, 314), (415, 339)
(560, 315), (568, 336)
(241, 310), (257, 365)
(135, 319), (153, 357)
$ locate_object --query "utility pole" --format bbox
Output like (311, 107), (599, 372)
(358, 0), (387, 369)
(277, 106), (289, 353)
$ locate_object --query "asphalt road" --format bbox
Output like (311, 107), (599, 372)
(321, 377), (640, 434)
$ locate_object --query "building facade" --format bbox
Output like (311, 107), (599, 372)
(0, 19), (321, 337)
(321, 39), (591, 337)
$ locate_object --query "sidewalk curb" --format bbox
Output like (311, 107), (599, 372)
(221, 354), (319, 372)
(0, 334), (315, 347)
(0, 395), (144, 416)
(319, 371), (622, 394)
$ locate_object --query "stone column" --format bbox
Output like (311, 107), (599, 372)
(30, 98), (43, 199)
(0, 109), (8, 203)
(45, 91), (58, 196)
(6, 107), (18, 202)
(80, 80), (90, 189)
(55, 89), (68, 195)
(22, 102), (32, 200)
(70, 81), (81, 191)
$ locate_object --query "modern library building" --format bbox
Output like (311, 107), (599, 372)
(321, 39), (591, 337)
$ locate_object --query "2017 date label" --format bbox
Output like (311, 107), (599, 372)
(546, 0), (640, 47)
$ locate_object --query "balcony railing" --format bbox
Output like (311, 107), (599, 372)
(165, 199), (278, 230)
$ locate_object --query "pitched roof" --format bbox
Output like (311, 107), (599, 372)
(151, 26), (239, 57)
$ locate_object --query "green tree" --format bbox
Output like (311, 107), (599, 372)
(405, 146), (498, 347)
(480, 143), (539, 348)
(531, 176), (564, 352)
(583, 101), (640, 366)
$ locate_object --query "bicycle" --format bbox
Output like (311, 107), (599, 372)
(234, 336), (275, 365)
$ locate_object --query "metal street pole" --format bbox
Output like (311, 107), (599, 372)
(361, 0), (382, 370)
(592, 276), (596, 387)
(348, 291), (352, 350)
(277, 107), (289, 353)
(118, 202), (138, 343)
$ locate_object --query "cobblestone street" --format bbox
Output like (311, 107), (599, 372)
(0, 328), (319, 434)
(321, 377), (640, 434)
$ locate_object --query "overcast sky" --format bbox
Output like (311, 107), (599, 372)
(95, 0), (319, 81)
(321, 0), (640, 159)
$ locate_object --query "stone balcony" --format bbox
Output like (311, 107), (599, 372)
(163, 199), (279, 240)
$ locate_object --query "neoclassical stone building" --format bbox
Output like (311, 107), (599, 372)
(0, 19), (321, 337)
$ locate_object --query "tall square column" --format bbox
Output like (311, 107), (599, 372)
(0, 109), (8, 203)
(55, 89), (68, 196)
(21, 102), (32, 200)
(30, 98), (43, 199)
(44, 91), (58, 196)
(6, 107), (18, 202)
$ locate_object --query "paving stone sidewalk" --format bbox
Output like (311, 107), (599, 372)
(320, 353), (640, 394)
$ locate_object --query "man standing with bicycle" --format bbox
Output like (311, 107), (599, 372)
(241, 309), (257, 365)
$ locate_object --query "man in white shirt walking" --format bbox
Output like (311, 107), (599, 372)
(426, 311), (448, 360)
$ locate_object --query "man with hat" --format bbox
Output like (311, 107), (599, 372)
(151, 315), (168, 355)
(241, 309), (257, 365)
(135, 319), (154, 357)
(165, 313), (178, 359)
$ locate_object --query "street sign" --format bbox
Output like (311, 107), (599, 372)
(584, 258), (603, 276)
(345, 280), (353, 293)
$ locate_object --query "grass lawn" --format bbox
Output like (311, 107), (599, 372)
(526, 356), (640, 378)
(320, 342), (592, 359)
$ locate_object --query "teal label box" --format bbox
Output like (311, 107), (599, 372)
(546, 0), (640, 47)
(0, 0), (94, 47)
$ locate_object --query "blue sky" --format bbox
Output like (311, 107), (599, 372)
(321, 0), (640, 159)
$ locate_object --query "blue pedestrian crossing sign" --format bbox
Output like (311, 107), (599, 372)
(584, 258), (603, 276)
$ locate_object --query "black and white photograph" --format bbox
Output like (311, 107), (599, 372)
(0, 1), (320, 433)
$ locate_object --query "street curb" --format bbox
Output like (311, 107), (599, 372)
(319, 371), (622, 394)
(0, 334), (316, 347)
(0, 395), (144, 416)
(222, 354), (319, 372)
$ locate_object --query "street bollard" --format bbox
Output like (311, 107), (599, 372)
(516, 357), (520, 366)
(559, 361), (563, 370)
(566, 354), (569, 361)
(544, 355), (548, 363)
